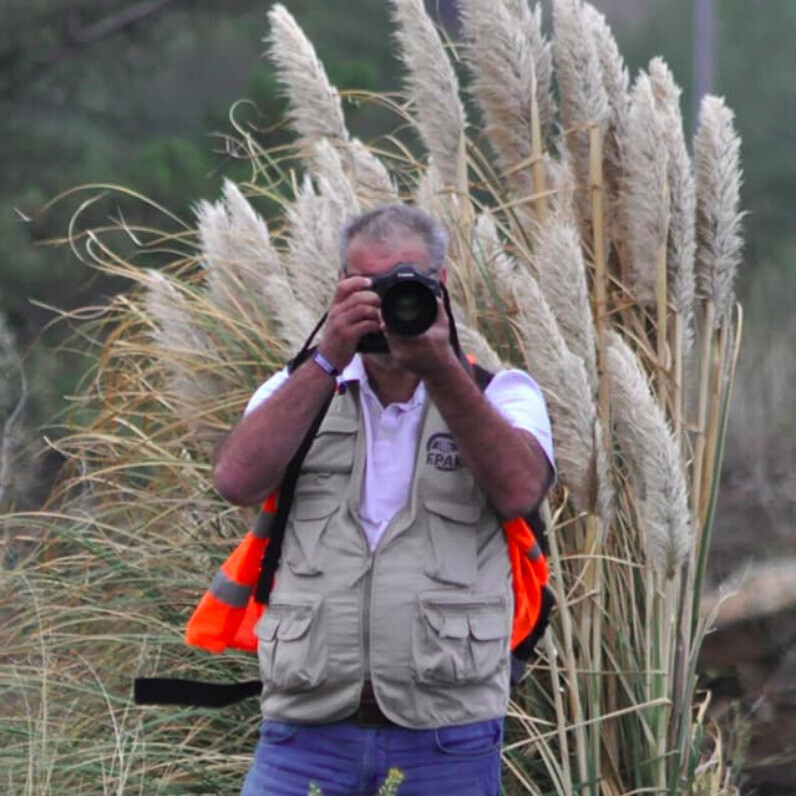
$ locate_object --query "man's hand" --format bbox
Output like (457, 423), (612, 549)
(317, 276), (381, 372)
(383, 297), (457, 376)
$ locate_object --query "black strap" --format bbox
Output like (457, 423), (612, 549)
(254, 388), (333, 604)
(134, 677), (261, 708)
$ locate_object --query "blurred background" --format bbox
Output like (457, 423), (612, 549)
(1, 0), (794, 791)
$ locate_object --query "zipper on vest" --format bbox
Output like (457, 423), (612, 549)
(361, 553), (375, 683)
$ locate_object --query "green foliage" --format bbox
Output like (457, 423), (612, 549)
(134, 136), (217, 211)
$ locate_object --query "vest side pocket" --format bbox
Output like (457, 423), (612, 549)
(412, 592), (510, 686)
(255, 592), (327, 692)
(423, 500), (480, 587)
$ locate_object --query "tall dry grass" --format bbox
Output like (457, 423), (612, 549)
(1, 1), (745, 793)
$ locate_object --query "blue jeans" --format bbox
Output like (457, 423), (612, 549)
(240, 717), (503, 795)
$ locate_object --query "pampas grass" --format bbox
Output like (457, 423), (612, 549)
(552, 0), (609, 226)
(460, 0), (555, 205)
(2, 3), (746, 794)
(650, 58), (696, 329)
(389, 0), (467, 190)
(266, 4), (348, 149)
(694, 95), (744, 329)
(606, 331), (691, 577)
(623, 72), (669, 308)
(533, 217), (598, 391)
(512, 272), (601, 517)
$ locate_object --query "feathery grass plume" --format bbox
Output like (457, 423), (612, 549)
(582, 3), (630, 242)
(266, 4), (348, 149)
(606, 331), (691, 577)
(533, 217), (598, 392)
(623, 71), (669, 307)
(512, 272), (599, 515)
(650, 58), (696, 331)
(144, 271), (230, 453)
(312, 138), (361, 217)
(459, 0), (555, 202)
(197, 179), (315, 353)
(414, 161), (446, 219)
(552, 0), (609, 224)
(348, 138), (398, 206)
(389, 0), (467, 188)
(694, 95), (743, 328)
(473, 211), (521, 300)
(286, 175), (348, 319)
(196, 179), (282, 325)
(546, 155), (578, 221)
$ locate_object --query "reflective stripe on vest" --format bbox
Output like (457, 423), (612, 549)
(185, 495), (276, 653)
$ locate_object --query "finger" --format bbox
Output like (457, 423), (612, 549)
(334, 275), (373, 303)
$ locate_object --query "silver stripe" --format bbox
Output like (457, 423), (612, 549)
(209, 570), (252, 608)
(252, 512), (275, 539)
(528, 542), (542, 562)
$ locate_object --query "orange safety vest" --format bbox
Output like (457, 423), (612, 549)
(185, 497), (551, 657)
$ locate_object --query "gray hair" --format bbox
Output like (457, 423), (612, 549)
(339, 203), (448, 274)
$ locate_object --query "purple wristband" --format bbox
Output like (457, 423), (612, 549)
(312, 350), (340, 378)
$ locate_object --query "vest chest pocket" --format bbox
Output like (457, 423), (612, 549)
(424, 500), (480, 587)
(301, 415), (359, 474)
(412, 593), (510, 686)
(285, 498), (339, 576)
(255, 593), (327, 691)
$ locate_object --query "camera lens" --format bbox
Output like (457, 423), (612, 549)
(381, 280), (437, 335)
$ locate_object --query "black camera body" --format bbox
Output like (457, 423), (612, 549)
(357, 262), (442, 353)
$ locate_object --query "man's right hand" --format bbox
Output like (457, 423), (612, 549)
(317, 276), (381, 372)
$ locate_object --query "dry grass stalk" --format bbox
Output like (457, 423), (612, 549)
(606, 331), (691, 578)
(389, 0), (467, 190)
(266, 4), (349, 150)
(694, 95), (744, 329)
(459, 0), (555, 208)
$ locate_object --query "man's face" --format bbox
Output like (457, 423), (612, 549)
(344, 232), (433, 281)
(343, 232), (444, 373)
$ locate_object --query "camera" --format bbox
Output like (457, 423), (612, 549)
(357, 262), (442, 353)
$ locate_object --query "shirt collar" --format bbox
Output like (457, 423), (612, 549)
(340, 354), (425, 410)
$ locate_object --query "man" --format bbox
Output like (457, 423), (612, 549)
(213, 204), (555, 795)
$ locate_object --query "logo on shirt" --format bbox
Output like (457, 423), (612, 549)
(426, 433), (463, 472)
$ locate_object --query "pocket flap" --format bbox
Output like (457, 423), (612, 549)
(268, 593), (322, 641)
(424, 499), (481, 524)
(276, 611), (314, 641)
(318, 415), (359, 435)
(468, 607), (507, 641)
(293, 498), (338, 521)
(422, 603), (470, 639)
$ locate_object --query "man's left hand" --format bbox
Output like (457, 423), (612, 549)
(382, 297), (458, 376)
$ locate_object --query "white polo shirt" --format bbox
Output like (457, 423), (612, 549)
(245, 355), (555, 550)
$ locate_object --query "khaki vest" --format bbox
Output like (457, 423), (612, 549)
(255, 383), (513, 728)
